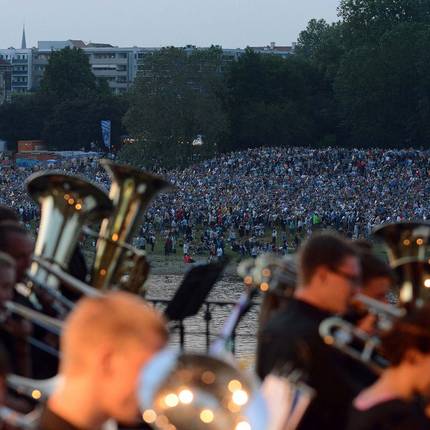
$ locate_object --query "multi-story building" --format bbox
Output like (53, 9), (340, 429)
(0, 59), (12, 103)
(32, 40), (145, 95)
(0, 48), (33, 97)
(0, 32), (294, 101)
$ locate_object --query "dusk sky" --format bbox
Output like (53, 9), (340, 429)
(1, 0), (339, 49)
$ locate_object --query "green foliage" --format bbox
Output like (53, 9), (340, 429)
(39, 47), (97, 100)
(0, 47), (127, 151)
(0, 94), (52, 146)
(336, 22), (430, 147)
(43, 94), (128, 151)
(223, 49), (333, 151)
(122, 47), (227, 168)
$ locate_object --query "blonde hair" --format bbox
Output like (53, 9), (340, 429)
(61, 291), (168, 373)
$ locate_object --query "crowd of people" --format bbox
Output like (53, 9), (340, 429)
(0, 156), (430, 428)
(1, 146), (430, 261)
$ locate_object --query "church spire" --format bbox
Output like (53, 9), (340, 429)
(21, 25), (26, 49)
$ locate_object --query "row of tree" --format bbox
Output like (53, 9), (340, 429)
(0, 48), (127, 152)
(1, 0), (429, 167)
(121, 0), (430, 167)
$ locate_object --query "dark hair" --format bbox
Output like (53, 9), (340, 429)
(353, 239), (373, 252)
(0, 205), (19, 223)
(0, 343), (10, 376)
(298, 231), (358, 285)
(381, 305), (430, 366)
(0, 221), (29, 252)
(358, 251), (394, 286)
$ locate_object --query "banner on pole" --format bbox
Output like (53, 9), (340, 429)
(101, 120), (111, 149)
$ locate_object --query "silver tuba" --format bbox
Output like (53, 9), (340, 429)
(91, 160), (171, 292)
(26, 171), (112, 291)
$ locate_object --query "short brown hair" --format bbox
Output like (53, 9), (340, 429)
(0, 205), (19, 223)
(358, 251), (394, 286)
(381, 305), (430, 365)
(299, 231), (358, 285)
(0, 222), (28, 252)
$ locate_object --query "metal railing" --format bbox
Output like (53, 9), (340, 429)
(147, 297), (260, 355)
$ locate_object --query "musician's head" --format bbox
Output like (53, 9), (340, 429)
(0, 222), (34, 282)
(381, 304), (430, 395)
(356, 250), (393, 302)
(0, 252), (15, 307)
(56, 292), (168, 424)
(296, 232), (360, 314)
(0, 205), (20, 223)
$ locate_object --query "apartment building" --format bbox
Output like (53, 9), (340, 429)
(0, 36), (293, 101)
(0, 48), (33, 97)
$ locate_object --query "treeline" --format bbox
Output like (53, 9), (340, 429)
(1, 0), (430, 168)
(122, 0), (430, 167)
(0, 48), (127, 152)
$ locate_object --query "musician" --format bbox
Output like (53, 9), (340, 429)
(347, 305), (430, 430)
(0, 205), (19, 224)
(354, 242), (393, 303)
(38, 291), (168, 430)
(348, 247), (394, 333)
(0, 222), (33, 284)
(257, 232), (373, 430)
(0, 252), (32, 377)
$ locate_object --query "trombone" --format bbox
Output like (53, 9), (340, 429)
(319, 293), (405, 373)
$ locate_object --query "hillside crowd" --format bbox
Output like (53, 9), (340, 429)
(1, 146), (429, 259)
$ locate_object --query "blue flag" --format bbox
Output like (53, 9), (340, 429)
(101, 120), (111, 149)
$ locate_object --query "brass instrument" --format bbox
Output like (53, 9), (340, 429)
(26, 171), (112, 291)
(0, 405), (42, 430)
(137, 255), (303, 430)
(319, 316), (383, 374)
(4, 301), (63, 335)
(92, 160), (171, 292)
(237, 253), (297, 297)
(139, 349), (261, 430)
(373, 222), (430, 309)
(373, 221), (430, 266)
(319, 293), (404, 373)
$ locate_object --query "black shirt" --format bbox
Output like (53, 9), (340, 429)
(347, 398), (430, 430)
(38, 407), (82, 430)
(257, 298), (376, 430)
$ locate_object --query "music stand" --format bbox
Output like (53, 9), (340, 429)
(165, 257), (229, 349)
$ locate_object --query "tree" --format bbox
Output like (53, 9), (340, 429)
(122, 47), (227, 168)
(42, 94), (128, 151)
(224, 49), (333, 150)
(339, 0), (430, 47)
(0, 94), (52, 147)
(335, 22), (430, 148)
(39, 47), (97, 100)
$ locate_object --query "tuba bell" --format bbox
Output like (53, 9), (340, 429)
(26, 171), (112, 291)
(91, 160), (171, 292)
(373, 222), (430, 309)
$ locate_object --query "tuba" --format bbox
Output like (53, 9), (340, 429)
(26, 171), (112, 291)
(91, 160), (171, 292)
(373, 222), (430, 309)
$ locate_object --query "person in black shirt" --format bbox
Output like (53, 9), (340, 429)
(39, 292), (168, 430)
(257, 232), (375, 430)
(347, 305), (430, 430)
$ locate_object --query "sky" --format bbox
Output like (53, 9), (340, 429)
(1, 0), (340, 49)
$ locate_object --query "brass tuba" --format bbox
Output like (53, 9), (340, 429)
(27, 171), (112, 291)
(373, 221), (430, 309)
(91, 160), (171, 292)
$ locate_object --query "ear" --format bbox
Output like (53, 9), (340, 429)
(99, 346), (115, 377)
(315, 265), (328, 282)
(404, 348), (424, 366)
